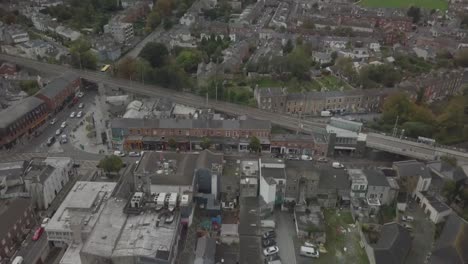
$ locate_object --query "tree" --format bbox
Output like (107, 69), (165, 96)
(99, 155), (123, 173)
(248, 136), (261, 153)
(146, 11), (161, 31)
(407, 6), (421, 24)
(176, 49), (202, 73)
(117, 57), (137, 79)
(441, 155), (457, 167)
(19, 80), (39, 96)
(382, 92), (412, 124)
(168, 138), (177, 149)
(286, 46), (311, 80)
(359, 64), (401, 88)
(442, 180), (457, 203)
(156, 0), (173, 17)
(283, 39), (294, 54)
(139, 42), (169, 68)
(70, 38), (97, 70)
(200, 137), (211, 150)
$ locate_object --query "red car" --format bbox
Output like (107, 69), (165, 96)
(32, 227), (44, 241)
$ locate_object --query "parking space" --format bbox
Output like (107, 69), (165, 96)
(401, 201), (435, 264)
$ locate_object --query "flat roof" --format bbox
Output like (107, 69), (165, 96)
(423, 193), (451, 213)
(0, 160), (27, 181)
(261, 167), (286, 179)
(81, 199), (127, 259)
(112, 211), (179, 260)
(60, 242), (83, 264)
(326, 125), (359, 138)
(46, 181), (117, 233)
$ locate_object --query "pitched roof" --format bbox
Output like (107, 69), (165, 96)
(393, 160), (431, 179)
(111, 118), (271, 130)
(364, 169), (390, 187)
(430, 214), (468, 264)
(373, 222), (412, 264)
(37, 72), (78, 99)
(426, 161), (468, 182)
(318, 169), (350, 191)
(0, 97), (44, 129)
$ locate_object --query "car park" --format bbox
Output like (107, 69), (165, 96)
(77, 111), (83, 118)
(32, 227), (44, 241)
(263, 246), (279, 256)
(61, 122), (67, 128)
(70, 112), (76, 118)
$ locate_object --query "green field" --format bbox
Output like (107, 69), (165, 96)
(360, 0), (448, 10)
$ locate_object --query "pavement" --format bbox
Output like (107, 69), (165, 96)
(275, 210), (297, 264)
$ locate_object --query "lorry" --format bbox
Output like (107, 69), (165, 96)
(332, 162), (345, 169)
(320, 110), (332, 117)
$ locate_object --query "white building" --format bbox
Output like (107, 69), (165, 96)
(349, 169), (368, 199)
(259, 158), (286, 210)
(4, 26), (29, 44)
(44, 181), (117, 247)
(23, 157), (73, 210)
(104, 22), (134, 44)
(55, 26), (81, 41)
(413, 192), (452, 223)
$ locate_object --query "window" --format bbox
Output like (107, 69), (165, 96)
(360, 185), (365, 190)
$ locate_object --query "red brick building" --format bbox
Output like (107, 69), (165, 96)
(0, 62), (17, 78)
(0, 198), (36, 262)
(0, 97), (48, 149)
(35, 73), (81, 112)
(270, 134), (329, 157)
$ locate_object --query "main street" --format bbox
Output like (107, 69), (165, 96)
(0, 54), (326, 134)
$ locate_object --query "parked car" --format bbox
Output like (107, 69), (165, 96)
(77, 111), (83, 118)
(41, 218), (50, 228)
(55, 128), (62, 136)
(317, 157), (328, 163)
(78, 103), (84, 109)
(301, 155), (313, 161)
(402, 223), (413, 231)
(77, 92), (84, 98)
(46, 137), (55, 147)
(263, 246), (279, 256)
(165, 214), (174, 224)
(70, 112), (76, 118)
(332, 162), (344, 169)
(50, 118), (57, 125)
(61, 122), (67, 128)
(287, 155), (300, 160)
(60, 134), (68, 144)
(113, 150), (126, 157)
(401, 215), (414, 222)
(262, 230), (276, 239)
(32, 227), (44, 241)
(262, 238), (276, 248)
(300, 246), (319, 258)
(129, 151), (140, 157)
(264, 254), (280, 264)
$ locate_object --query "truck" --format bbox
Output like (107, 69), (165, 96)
(320, 110), (332, 117)
(332, 162), (344, 169)
(168, 193), (178, 212)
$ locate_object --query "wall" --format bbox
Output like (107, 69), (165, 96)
(259, 176), (276, 211)
(358, 225), (375, 264)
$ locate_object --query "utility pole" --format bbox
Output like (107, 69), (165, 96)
(392, 115), (399, 137)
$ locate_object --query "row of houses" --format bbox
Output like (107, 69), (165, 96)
(0, 72), (81, 149)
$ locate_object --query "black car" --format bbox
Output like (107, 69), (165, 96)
(264, 253), (280, 264)
(262, 230), (276, 239)
(46, 137), (55, 146)
(262, 238), (276, 248)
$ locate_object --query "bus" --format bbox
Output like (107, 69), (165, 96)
(100, 64), (111, 72)
(417, 136), (436, 146)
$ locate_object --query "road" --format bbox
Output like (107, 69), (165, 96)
(275, 211), (297, 264)
(0, 54), (326, 134)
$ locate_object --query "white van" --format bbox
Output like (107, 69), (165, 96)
(12, 256), (24, 264)
(332, 162), (344, 169)
(300, 246), (319, 258)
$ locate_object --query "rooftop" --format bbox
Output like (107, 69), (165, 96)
(0, 97), (44, 129)
(364, 169), (390, 187)
(430, 213), (468, 264)
(111, 117), (271, 130)
(38, 72), (79, 99)
(373, 222), (412, 264)
(46, 181), (117, 232)
(0, 160), (27, 182)
(318, 169), (350, 191)
(422, 193), (451, 213)
(393, 160), (431, 179)
(261, 167), (286, 180)
(112, 211), (179, 260)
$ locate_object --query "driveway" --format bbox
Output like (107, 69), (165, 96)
(404, 201), (435, 264)
(275, 211), (297, 264)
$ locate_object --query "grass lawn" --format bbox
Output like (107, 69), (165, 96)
(253, 77), (322, 93)
(314, 209), (369, 264)
(360, 0), (448, 10)
(316, 75), (354, 92)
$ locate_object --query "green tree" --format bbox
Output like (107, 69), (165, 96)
(19, 80), (39, 96)
(382, 92), (412, 124)
(407, 6), (421, 23)
(200, 137), (211, 150)
(146, 11), (161, 31)
(248, 136), (261, 153)
(139, 42), (169, 68)
(117, 57), (137, 79)
(70, 38), (97, 70)
(286, 45), (311, 80)
(175, 49), (202, 73)
(168, 138), (177, 149)
(359, 64), (401, 88)
(99, 155), (123, 173)
(156, 0), (173, 17)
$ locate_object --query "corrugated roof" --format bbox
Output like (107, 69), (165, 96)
(0, 97), (44, 129)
